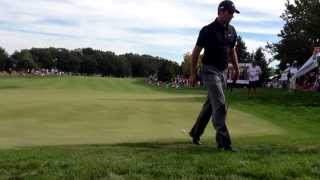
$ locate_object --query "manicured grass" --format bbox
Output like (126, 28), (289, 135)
(0, 76), (282, 148)
(0, 75), (319, 179)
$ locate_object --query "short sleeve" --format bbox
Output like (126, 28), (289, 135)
(196, 27), (207, 48)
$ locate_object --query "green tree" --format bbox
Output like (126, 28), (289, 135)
(236, 36), (251, 63)
(30, 48), (54, 69)
(12, 50), (36, 71)
(0, 47), (9, 71)
(124, 53), (163, 77)
(116, 56), (131, 77)
(269, 0), (320, 70)
(181, 53), (192, 77)
(157, 60), (179, 82)
(96, 51), (116, 76)
(181, 52), (204, 78)
(57, 52), (81, 73)
(82, 48), (95, 56)
(254, 48), (270, 83)
(80, 55), (97, 75)
(4, 47), (181, 77)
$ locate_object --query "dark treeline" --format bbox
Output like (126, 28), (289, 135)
(0, 47), (180, 81)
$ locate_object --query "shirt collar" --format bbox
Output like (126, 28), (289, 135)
(213, 18), (229, 31)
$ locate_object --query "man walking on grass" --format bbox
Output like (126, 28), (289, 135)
(189, 0), (240, 152)
(247, 61), (262, 96)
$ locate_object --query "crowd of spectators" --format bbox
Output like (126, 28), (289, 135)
(296, 70), (320, 92)
(146, 75), (200, 88)
(0, 68), (65, 76)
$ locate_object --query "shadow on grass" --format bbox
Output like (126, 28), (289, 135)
(31, 135), (318, 156)
(108, 140), (320, 155)
(0, 85), (22, 90)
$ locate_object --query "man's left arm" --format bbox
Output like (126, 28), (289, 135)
(229, 48), (240, 81)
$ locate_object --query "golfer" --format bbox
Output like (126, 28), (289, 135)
(189, 0), (240, 152)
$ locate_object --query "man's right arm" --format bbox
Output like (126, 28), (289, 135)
(190, 46), (203, 86)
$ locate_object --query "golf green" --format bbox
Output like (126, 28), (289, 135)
(0, 76), (283, 148)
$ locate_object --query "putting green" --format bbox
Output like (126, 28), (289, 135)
(0, 76), (284, 148)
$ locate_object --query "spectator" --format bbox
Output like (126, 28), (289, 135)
(247, 61), (261, 96)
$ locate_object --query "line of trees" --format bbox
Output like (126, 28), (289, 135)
(0, 35), (272, 83)
(0, 47), (180, 81)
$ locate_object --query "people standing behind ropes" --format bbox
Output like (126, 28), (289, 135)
(247, 61), (261, 96)
(295, 70), (319, 91)
(146, 75), (195, 88)
(172, 75), (191, 88)
(303, 72), (317, 90)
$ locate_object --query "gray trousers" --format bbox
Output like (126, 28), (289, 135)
(190, 64), (231, 148)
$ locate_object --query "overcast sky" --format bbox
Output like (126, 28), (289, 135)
(0, 0), (288, 63)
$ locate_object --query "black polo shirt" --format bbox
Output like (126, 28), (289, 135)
(196, 19), (237, 71)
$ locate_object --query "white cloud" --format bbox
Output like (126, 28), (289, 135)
(244, 39), (268, 52)
(233, 0), (286, 17)
(237, 26), (281, 35)
(0, 0), (287, 62)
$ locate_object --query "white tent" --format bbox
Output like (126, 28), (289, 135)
(294, 52), (320, 78)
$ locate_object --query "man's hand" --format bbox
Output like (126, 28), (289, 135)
(190, 46), (202, 87)
(229, 48), (240, 83)
(190, 73), (197, 86)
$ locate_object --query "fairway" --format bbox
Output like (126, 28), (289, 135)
(0, 76), (283, 149)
